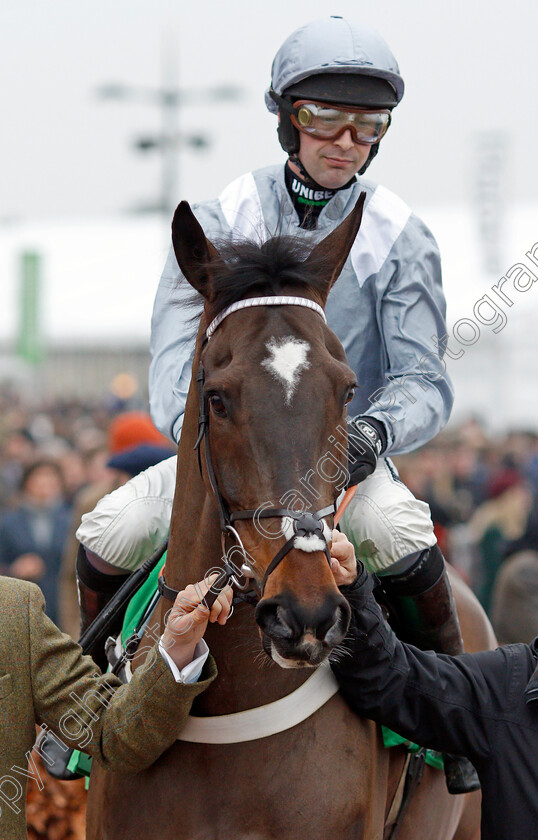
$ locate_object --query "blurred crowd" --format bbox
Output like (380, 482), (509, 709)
(395, 417), (538, 644)
(0, 384), (175, 636)
(0, 388), (536, 646)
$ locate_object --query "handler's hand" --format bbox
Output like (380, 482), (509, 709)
(330, 530), (358, 587)
(161, 575), (233, 671)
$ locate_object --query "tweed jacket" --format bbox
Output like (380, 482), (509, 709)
(0, 576), (217, 840)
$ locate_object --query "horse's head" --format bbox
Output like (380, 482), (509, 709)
(172, 194), (366, 668)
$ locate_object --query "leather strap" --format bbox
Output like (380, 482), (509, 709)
(157, 571), (241, 610)
(158, 574), (181, 602)
(384, 754), (411, 829)
(383, 750), (426, 840)
(155, 572), (258, 611)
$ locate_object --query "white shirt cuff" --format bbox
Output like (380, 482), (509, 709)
(158, 637), (209, 684)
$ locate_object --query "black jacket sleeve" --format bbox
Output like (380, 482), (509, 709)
(332, 567), (516, 764)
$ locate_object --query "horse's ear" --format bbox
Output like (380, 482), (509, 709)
(171, 201), (220, 299)
(305, 191), (366, 305)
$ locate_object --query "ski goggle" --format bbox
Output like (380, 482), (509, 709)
(290, 101), (391, 145)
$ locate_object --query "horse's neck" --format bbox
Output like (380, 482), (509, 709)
(165, 354), (309, 715)
(166, 364), (221, 590)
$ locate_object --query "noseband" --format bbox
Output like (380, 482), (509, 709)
(159, 296), (336, 608)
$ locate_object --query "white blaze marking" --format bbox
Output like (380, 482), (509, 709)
(261, 337), (311, 405)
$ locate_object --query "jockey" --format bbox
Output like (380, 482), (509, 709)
(76, 17), (477, 794)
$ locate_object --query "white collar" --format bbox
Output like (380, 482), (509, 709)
(177, 662), (338, 744)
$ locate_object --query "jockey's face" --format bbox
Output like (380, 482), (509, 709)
(295, 128), (371, 189)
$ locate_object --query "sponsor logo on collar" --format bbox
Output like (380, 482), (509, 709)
(290, 178), (334, 203)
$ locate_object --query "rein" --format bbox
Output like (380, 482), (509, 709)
(160, 295), (338, 608)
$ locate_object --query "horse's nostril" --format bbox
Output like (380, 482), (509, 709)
(255, 599), (295, 639)
(322, 602), (351, 647)
(256, 596), (351, 647)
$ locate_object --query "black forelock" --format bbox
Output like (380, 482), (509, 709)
(203, 235), (330, 321)
(174, 233), (333, 337)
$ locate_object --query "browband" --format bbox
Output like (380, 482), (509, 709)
(206, 296), (327, 340)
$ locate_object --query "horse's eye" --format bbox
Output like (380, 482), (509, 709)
(209, 394), (227, 417)
(345, 387), (356, 405)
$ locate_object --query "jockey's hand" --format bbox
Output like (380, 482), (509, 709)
(329, 530), (358, 587)
(161, 574), (233, 671)
(347, 416), (386, 486)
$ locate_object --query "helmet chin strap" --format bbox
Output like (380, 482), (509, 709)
(288, 154), (324, 190)
(288, 154), (357, 192)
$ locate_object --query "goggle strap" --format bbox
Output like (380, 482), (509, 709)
(269, 89), (295, 114)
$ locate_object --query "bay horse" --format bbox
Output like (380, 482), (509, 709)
(87, 196), (493, 840)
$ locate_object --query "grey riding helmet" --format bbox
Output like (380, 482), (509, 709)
(266, 16), (404, 174)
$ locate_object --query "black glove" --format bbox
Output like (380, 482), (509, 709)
(346, 416), (387, 486)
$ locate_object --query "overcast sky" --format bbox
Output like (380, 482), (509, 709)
(1, 0), (537, 220)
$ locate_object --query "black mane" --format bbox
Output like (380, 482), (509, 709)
(177, 235), (330, 325)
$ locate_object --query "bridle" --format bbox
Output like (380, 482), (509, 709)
(159, 296), (338, 608)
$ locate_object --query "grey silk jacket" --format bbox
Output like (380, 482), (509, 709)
(149, 165), (453, 455)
